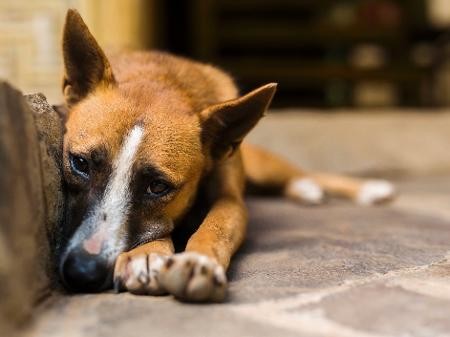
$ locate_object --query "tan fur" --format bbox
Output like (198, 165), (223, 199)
(242, 143), (372, 201)
(60, 9), (394, 302)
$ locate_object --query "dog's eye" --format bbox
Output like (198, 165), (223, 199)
(146, 179), (171, 197)
(69, 154), (90, 178)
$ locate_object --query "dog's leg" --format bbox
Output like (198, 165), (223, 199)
(308, 172), (395, 205)
(114, 236), (174, 295)
(241, 142), (395, 205)
(158, 199), (245, 302)
(158, 154), (247, 302)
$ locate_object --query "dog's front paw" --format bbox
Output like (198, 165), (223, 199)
(158, 252), (227, 302)
(114, 252), (167, 295)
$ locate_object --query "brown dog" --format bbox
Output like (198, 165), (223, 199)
(59, 10), (395, 302)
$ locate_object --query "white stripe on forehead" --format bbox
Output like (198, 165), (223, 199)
(101, 124), (144, 235)
(67, 125), (144, 260)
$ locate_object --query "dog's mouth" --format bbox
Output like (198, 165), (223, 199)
(127, 220), (175, 251)
(128, 235), (159, 251)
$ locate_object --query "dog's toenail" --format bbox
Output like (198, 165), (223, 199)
(213, 275), (224, 286)
(165, 258), (174, 268)
(113, 278), (122, 293)
(138, 272), (149, 284)
(188, 267), (195, 280)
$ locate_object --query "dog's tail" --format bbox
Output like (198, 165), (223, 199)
(241, 143), (395, 205)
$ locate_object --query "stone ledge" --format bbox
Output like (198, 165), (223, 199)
(248, 109), (450, 176)
(0, 83), (63, 335)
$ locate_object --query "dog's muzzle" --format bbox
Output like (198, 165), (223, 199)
(60, 247), (112, 292)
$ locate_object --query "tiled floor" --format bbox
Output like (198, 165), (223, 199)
(28, 176), (450, 337)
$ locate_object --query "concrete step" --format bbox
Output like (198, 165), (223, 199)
(248, 109), (450, 176)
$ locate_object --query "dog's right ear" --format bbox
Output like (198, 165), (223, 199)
(62, 9), (115, 107)
(201, 83), (277, 160)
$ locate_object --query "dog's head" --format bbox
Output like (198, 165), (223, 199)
(59, 9), (276, 292)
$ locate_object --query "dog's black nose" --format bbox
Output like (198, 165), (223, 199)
(60, 248), (111, 292)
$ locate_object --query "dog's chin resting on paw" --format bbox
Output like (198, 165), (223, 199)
(57, 9), (396, 302)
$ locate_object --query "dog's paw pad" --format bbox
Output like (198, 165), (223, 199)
(114, 252), (167, 295)
(357, 180), (395, 205)
(286, 178), (324, 205)
(158, 252), (226, 302)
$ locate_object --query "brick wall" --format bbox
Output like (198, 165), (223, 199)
(0, 0), (155, 104)
(0, 1), (77, 103)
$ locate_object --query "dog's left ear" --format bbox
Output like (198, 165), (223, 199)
(201, 83), (277, 159)
(62, 9), (116, 107)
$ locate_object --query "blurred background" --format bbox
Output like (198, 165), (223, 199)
(0, 0), (449, 107)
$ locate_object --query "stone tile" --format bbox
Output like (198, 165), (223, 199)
(298, 284), (450, 337)
(29, 294), (304, 337)
(27, 178), (450, 337)
(229, 199), (450, 302)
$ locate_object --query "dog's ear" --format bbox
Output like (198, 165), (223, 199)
(201, 83), (277, 159)
(62, 9), (116, 107)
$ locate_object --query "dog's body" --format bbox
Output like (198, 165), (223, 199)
(59, 10), (395, 302)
